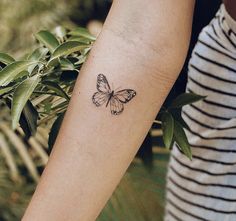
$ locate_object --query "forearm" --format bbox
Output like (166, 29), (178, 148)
(224, 0), (236, 20)
(22, 1), (195, 220)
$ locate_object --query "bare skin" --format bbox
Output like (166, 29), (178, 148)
(224, 0), (236, 20)
(22, 1), (195, 220)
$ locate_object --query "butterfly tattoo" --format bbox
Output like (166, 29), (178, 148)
(92, 74), (137, 115)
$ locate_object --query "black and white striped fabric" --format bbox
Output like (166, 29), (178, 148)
(165, 4), (236, 221)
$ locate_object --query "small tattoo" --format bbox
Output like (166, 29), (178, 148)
(92, 74), (136, 115)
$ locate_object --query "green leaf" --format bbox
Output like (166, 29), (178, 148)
(0, 52), (15, 65)
(27, 47), (48, 74)
(161, 111), (174, 149)
(81, 47), (91, 56)
(49, 41), (88, 62)
(0, 61), (37, 86)
(41, 81), (70, 100)
(173, 120), (192, 160)
(48, 112), (65, 153)
(19, 100), (38, 138)
(60, 58), (75, 70)
(170, 109), (190, 130)
(28, 47), (48, 61)
(69, 27), (96, 41)
(0, 86), (13, 96)
(68, 36), (91, 44)
(15, 70), (29, 80)
(11, 75), (40, 129)
(35, 30), (59, 53)
(170, 92), (207, 109)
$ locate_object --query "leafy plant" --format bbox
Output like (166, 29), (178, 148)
(0, 27), (93, 184)
(158, 92), (206, 160)
(1, 27), (91, 130)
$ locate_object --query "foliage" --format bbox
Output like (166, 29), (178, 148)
(0, 26), (93, 156)
(0, 145), (36, 221)
(159, 92), (206, 160)
(0, 0), (80, 56)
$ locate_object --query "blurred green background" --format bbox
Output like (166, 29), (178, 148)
(0, 0), (221, 220)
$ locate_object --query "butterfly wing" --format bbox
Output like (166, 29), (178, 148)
(114, 89), (136, 103)
(92, 92), (109, 107)
(110, 89), (136, 115)
(93, 74), (136, 114)
(110, 96), (124, 115)
(97, 74), (111, 93)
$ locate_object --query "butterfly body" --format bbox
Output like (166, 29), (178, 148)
(106, 90), (114, 107)
(92, 74), (136, 115)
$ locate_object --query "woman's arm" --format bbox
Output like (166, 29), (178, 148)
(22, 0), (195, 220)
(224, 0), (236, 20)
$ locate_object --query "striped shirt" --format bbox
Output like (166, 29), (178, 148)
(165, 4), (236, 221)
